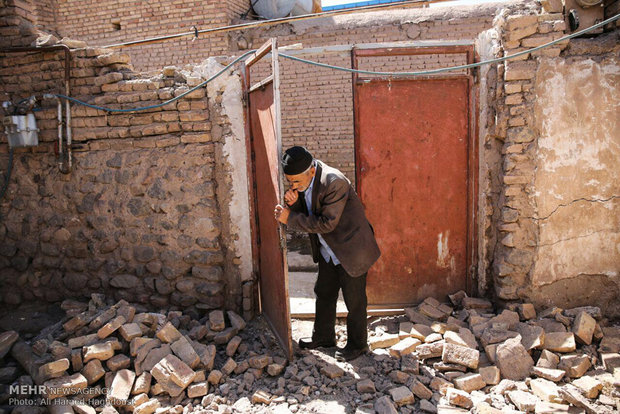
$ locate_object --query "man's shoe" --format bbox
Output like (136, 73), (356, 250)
(335, 345), (369, 362)
(298, 337), (336, 350)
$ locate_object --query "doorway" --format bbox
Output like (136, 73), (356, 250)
(353, 45), (477, 307)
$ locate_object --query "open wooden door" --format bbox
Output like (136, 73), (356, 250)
(243, 39), (293, 359)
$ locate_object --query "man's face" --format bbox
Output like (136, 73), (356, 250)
(285, 166), (315, 193)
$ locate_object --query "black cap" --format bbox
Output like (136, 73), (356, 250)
(282, 146), (313, 175)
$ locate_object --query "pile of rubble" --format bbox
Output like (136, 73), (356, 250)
(0, 292), (619, 414)
(362, 293), (620, 413)
(0, 295), (288, 414)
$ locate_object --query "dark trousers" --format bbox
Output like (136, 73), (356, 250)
(312, 255), (368, 349)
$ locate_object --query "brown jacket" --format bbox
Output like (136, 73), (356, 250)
(287, 161), (380, 277)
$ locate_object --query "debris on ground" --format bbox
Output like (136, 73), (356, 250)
(0, 292), (619, 413)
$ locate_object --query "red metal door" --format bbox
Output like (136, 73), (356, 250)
(356, 77), (472, 306)
(245, 40), (293, 359)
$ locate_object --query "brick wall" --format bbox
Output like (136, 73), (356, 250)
(0, 9), (251, 315)
(32, 0), (57, 31)
(52, 0), (250, 71)
(16, 1), (499, 181)
(246, 9), (493, 181)
(0, 0), (39, 47)
(227, 0), (251, 20)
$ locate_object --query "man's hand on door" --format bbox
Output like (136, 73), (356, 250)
(274, 204), (290, 224)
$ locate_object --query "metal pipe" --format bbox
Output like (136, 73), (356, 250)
(102, 0), (450, 49)
(57, 97), (63, 167)
(43, 93), (66, 173)
(2, 46), (73, 173)
(65, 82), (72, 172)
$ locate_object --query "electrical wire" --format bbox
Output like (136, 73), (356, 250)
(279, 13), (620, 76)
(53, 50), (255, 113)
(55, 13), (619, 113)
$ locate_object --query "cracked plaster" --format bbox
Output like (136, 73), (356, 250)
(529, 57), (620, 304)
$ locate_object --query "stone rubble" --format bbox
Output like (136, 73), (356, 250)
(0, 291), (619, 413)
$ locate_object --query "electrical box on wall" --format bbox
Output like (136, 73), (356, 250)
(564, 0), (604, 33)
(3, 114), (39, 148)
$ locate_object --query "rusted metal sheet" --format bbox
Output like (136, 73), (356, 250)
(245, 39), (293, 360)
(355, 77), (472, 306)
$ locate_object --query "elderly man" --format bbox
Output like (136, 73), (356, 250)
(274, 146), (380, 361)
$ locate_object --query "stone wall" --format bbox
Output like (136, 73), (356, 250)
(479, 1), (620, 316)
(0, 9), (253, 317)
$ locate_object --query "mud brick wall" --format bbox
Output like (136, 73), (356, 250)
(0, 0), (43, 47)
(52, 0), (250, 71)
(0, 10), (252, 317)
(33, 1), (501, 181)
(245, 6), (496, 182)
(478, 3), (620, 316)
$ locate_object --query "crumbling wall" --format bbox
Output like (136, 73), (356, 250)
(481, 2), (620, 316)
(0, 13), (252, 316)
(526, 38), (619, 312)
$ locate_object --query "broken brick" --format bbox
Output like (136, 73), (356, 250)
(119, 323), (143, 342)
(221, 358), (237, 376)
(442, 342), (479, 369)
(39, 358), (69, 380)
(389, 337), (421, 357)
(226, 336), (242, 357)
(155, 322), (182, 343)
(454, 373), (486, 393)
(530, 378), (562, 403)
(106, 354), (131, 371)
(82, 359), (106, 385)
(187, 382), (209, 398)
(43, 373), (88, 400)
(572, 311), (596, 345)
(446, 388), (473, 409)
(151, 354), (195, 388)
(83, 342), (115, 363)
(97, 315), (126, 339)
(369, 333), (400, 350)
(208, 310), (225, 331)
(132, 372), (152, 395)
(544, 332), (576, 353)
(496, 337), (534, 380)
(107, 369), (136, 406)
(479, 366), (501, 385)
(170, 335), (200, 369)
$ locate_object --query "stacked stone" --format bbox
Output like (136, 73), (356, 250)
(0, 295), (280, 414)
(491, 7), (569, 301)
(0, 43), (237, 314)
(363, 292), (619, 413)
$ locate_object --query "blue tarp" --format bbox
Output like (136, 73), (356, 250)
(322, 0), (409, 11)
